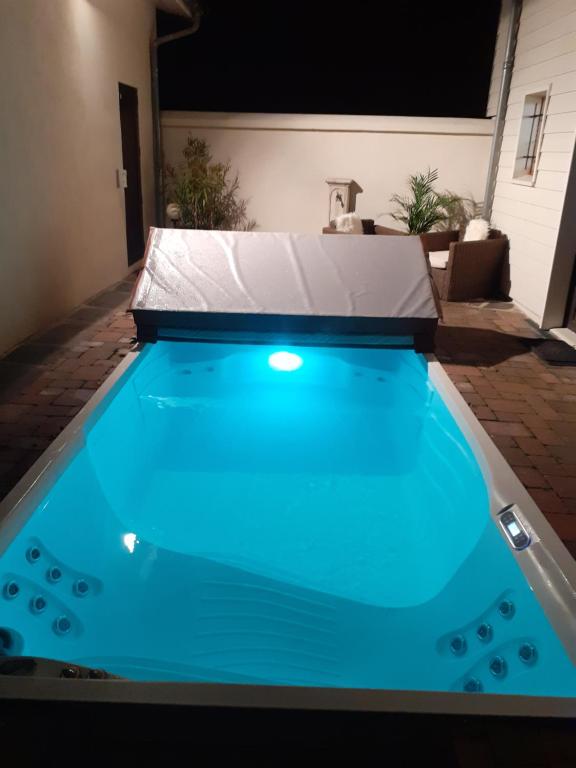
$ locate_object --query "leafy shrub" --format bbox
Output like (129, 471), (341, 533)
(165, 136), (255, 231)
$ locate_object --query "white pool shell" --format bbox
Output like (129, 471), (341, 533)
(0, 345), (575, 719)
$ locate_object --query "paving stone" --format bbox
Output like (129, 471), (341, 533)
(78, 346), (116, 364)
(546, 475), (576, 500)
(71, 366), (107, 381)
(34, 324), (89, 346)
(513, 466), (550, 489)
(473, 384), (500, 398)
(53, 389), (94, 406)
(494, 383), (534, 395)
(550, 445), (576, 463)
(442, 364), (484, 377)
(480, 420), (531, 437)
(2, 344), (62, 366)
(543, 514), (576, 542)
(498, 446), (534, 467)
(514, 436), (551, 456)
(68, 306), (111, 324)
(34, 418), (73, 438)
(484, 399), (534, 414)
(0, 363), (40, 394)
(87, 290), (131, 309)
(532, 456), (571, 476)
(0, 404), (31, 423)
(92, 330), (128, 343)
(461, 393), (485, 406)
(14, 436), (53, 451)
(34, 404), (79, 417)
(495, 410), (527, 422)
(490, 434), (518, 449)
(524, 426), (565, 447)
(55, 358), (85, 373)
(471, 406), (495, 420)
(528, 489), (568, 515)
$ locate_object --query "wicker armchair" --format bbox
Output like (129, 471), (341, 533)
(321, 222), (508, 302)
(424, 229), (508, 302)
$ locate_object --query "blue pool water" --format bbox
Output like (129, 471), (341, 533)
(0, 341), (575, 695)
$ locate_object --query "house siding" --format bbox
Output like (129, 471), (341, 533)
(490, 0), (576, 323)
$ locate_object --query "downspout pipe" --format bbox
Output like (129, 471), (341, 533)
(483, 0), (522, 221)
(151, 17), (201, 226)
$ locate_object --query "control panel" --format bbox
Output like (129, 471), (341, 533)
(498, 504), (531, 550)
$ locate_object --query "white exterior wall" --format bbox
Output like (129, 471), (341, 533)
(487, 0), (514, 117)
(0, 0), (156, 357)
(490, 0), (576, 323)
(161, 112), (493, 236)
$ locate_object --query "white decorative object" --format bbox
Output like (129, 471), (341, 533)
(326, 178), (358, 224)
(334, 212), (363, 234)
(166, 203), (181, 223)
(429, 250), (450, 270)
(463, 218), (489, 242)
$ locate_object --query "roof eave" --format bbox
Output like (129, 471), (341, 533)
(154, 0), (194, 18)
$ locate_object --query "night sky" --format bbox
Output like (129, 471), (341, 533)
(158, 0), (501, 118)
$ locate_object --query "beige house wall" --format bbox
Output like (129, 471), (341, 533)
(0, 0), (157, 356)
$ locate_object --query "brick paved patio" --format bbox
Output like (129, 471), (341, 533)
(0, 279), (575, 559)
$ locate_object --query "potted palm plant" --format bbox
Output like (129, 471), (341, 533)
(390, 168), (460, 252)
(390, 168), (457, 234)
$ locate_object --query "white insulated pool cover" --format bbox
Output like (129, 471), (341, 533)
(131, 228), (438, 347)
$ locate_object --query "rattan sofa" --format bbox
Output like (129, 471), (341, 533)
(322, 223), (508, 302)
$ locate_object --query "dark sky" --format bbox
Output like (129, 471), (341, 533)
(158, 1), (501, 117)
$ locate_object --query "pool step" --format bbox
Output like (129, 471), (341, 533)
(191, 577), (342, 686)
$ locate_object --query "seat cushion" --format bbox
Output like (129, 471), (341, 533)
(463, 218), (489, 242)
(333, 212), (363, 234)
(429, 250), (450, 270)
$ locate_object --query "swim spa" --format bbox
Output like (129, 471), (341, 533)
(0, 230), (575, 719)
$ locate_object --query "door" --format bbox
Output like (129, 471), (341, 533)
(119, 83), (145, 266)
(566, 256), (576, 332)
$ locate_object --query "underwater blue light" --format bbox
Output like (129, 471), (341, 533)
(268, 351), (303, 371)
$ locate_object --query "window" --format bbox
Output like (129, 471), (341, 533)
(513, 90), (548, 183)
